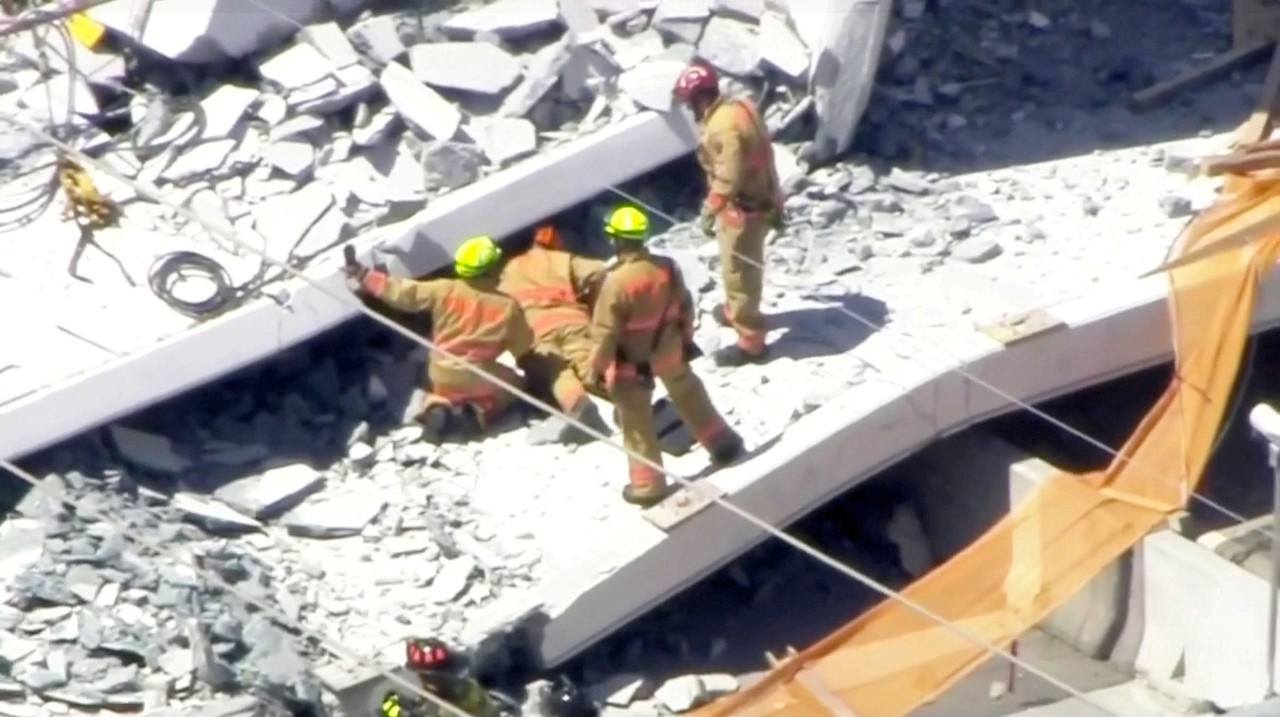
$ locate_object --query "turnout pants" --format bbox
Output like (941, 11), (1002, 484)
(717, 207), (770, 354)
(520, 324), (600, 413)
(611, 362), (734, 490)
(421, 360), (522, 427)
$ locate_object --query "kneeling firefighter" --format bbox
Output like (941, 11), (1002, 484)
(587, 206), (745, 507)
(346, 238), (534, 443)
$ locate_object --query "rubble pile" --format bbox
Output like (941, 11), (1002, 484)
(0, 470), (328, 716)
(0, 0), (877, 285)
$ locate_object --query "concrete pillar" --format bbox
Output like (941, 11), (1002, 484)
(912, 432), (1133, 660)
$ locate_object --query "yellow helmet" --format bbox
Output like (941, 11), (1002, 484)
(454, 236), (502, 277)
(604, 206), (649, 241)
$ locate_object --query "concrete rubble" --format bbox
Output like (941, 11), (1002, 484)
(0, 0), (1267, 714)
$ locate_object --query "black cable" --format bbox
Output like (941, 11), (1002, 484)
(147, 250), (248, 318)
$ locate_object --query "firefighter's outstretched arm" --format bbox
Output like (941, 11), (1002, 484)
(346, 261), (442, 315)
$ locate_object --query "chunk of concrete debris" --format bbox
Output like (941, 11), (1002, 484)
(758, 11), (809, 80)
(301, 21), (361, 68)
(294, 204), (350, 259)
(443, 0), (563, 39)
(409, 43), (523, 96)
(266, 139), (316, 179)
(463, 117), (538, 166)
(257, 43), (337, 104)
(427, 556), (477, 603)
(88, 0), (327, 62)
(281, 491), (385, 538)
(654, 674), (738, 712)
(560, 0), (603, 35)
(697, 15), (761, 76)
(419, 142), (487, 190)
(380, 62), (462, 141)
(653, 0), (711, 43)
(352, 103), (401, 148)
(347, 15), (406, 65)
(0, 518), (43, 581)
(199, 84), (259, 140)
(772, 143), (804, 188)
(213, 463), (324, 519)
(589, 674), (647, 706)
(254, 182), (334, 260)
(712, 0), (764, 21)
(605, 28), (667, 71)
(499, 39), (575, 117)
(108, 425), (189, 474)
(951, 239), (1002, 264)
(618, 58), (686, 111)
(171, 493), (264, 532)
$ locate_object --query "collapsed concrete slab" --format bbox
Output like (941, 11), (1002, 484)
(0, 109), (698, 461)
(785, 0), (892, 161)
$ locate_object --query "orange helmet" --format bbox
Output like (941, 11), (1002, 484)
(533, 224), (563, 249)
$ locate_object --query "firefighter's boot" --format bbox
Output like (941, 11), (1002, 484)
(622, 482), (670, 508)
(420, 405), (452, 444)
(451, 404), (484, 439)
(708, 430), (745, 466)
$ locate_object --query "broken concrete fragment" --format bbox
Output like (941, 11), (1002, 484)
(617, 58), (686, 111)
(0, 518), (42, 581)
(380, 62), (462, 141)
(199, 84), (259, 140)
(295, 63), (377, 115)
(427, 556), (476, 603)
(301, 21), (361, 68)
(499, 39), (575, 117)
(293, 203), (350, 259)
(419, 142), (487, 191)
(560, 0), (603, 36)
(254, 182), (335, 260)
(346, 15), (406, 65)
(281, 491), (385, 538)
(757, 11), (809, 80)
(655, 0), (712, 23)
(772, 143), (804, 188)
(443, 0), (563, 39)
(213, 463), (324, 519)
(266, 140), (316, 179)
(108, 425), (189, 474)
(463, 117), (538, 166)
(654, 675), (708, 712)
(409, 43), (523, 96)
(160, 138), (237, 184)
(87, 0), (327, 62)
(352, 104), (400, 147)
(713, 0), (764, 21)
(697, 15), (761, 76)
(605, 28), (666, 71)
(269, 114), (325, 142)
(171, 493), (263, 532)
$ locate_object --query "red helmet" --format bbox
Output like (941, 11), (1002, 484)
(673, 63), (719, 102)
(405, 638), (456, 673)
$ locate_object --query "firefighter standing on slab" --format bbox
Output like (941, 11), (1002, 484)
(346, 236), (534, 443)
(674, 62), (785, 367)
(588, 206), (745, 507)
(498, 225), (607, 424)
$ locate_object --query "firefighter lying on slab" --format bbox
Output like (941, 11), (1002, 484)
(497, 224), (608, 427)
(345, 237), (534, 444)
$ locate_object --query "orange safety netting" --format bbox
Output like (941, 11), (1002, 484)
(694, 173), (1280, 717)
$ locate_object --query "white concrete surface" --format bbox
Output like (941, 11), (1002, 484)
(0, 109), (698, 461)
(512, 264), (1280, 668)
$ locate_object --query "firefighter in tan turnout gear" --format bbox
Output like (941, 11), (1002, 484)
(674, 62), (785, 367)
(346, 236), (534, 443)
(498, 225), (607, 422)
(587, 206), (745, 507)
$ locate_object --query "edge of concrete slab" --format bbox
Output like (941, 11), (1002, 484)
(525, 267), (1280, 667)
(0, 109), (698, 461)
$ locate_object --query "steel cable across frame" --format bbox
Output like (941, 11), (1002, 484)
(0, 113), (1131, 717)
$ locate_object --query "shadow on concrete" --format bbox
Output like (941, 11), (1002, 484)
(767, 294), (889, 362)
(849, 0), (1263, 175)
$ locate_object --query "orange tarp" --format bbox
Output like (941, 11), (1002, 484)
(696, 175), (1280, 717)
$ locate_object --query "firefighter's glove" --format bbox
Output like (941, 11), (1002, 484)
(697, 207), (717, 238)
